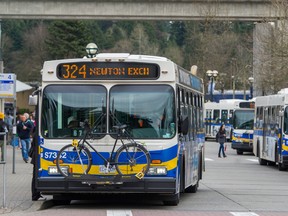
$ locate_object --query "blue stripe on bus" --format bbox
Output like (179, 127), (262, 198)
(40, 144), (178, 164)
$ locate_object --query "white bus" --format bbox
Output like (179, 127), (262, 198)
(253, 91), (288, 171)
(204, 99), (246, 141)
(231, 101), (255, 155)
(29, 53), (205, 205)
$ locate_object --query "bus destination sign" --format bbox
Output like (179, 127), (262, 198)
(57, 62), (160, 80)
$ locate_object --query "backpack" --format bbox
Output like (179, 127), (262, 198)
(216, 132), (219, 142)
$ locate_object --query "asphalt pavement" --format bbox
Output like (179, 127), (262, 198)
(0, 145), (44, 215)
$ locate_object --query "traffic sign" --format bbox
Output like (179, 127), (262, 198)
(0, 73), (16, 99)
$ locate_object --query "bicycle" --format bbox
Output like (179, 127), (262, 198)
(56, 121), (151, 180)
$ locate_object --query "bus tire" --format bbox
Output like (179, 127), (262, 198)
(256, 142), (260, 157)
(185, 181), (198, 193)
(52, 196), (71, 205)
(163, 193), (180, 206)
(278, 163), (287, 171)
(258, 157), (267, 166)
(267, 161), (276, 166)
(236, 150), (243, 155)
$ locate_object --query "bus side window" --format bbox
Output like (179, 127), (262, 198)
(229, 110), (233, 124)
(284, 107), (288, 134)
(221, 110), (228, 124)
(213, 110), (220, 124)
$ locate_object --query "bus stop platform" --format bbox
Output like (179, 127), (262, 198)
(0, 145), (45, 214)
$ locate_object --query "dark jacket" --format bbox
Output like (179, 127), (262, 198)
(17, 120), (34, 139)
(0, 120), (8, 140)
(218, 129), (226, 143)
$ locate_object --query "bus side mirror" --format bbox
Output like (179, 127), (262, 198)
(279, 110), (284, 117)
(29, 95), (38, 106)
(179, 116), (189, 135)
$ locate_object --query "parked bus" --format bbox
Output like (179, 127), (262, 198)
(29, 53), (205, 205)
(231, 101), (255, 155)
(204, 99), (246, 141)
(253, 91), (288, 171)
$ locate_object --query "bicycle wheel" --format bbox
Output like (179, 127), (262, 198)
(115, 143), (151, 176)
(56, 144), (92, 177)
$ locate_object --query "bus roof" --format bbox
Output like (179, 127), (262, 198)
(255, 94), (288, 106)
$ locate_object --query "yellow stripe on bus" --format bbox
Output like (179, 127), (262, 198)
(40, 156), (178, 175)
(232, 137), (251, 143)
(282, 144), (288, 152)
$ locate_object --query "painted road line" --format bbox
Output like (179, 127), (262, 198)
(107, 210), (133, 216)
(205, 158), (214, 161)
(246, 159), (258, 163)
(230, 212), (259, 216)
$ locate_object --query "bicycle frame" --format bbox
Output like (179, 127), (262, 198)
(78, 127), (134, 170)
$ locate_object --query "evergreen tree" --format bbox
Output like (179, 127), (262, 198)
(46, 20), (92, 59)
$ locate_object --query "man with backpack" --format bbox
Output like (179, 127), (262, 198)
(17, 113), (34, 163)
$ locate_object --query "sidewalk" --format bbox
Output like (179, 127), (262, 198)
(0, 145), (44, 214)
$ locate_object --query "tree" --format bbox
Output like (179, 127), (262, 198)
(253, 0), (288, 95)
(46, 20), (92, 59)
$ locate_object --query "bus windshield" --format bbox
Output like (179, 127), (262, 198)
(110, 85), (175, 139)
(41, 85), (107, 138)
(233, 110), (254, 130)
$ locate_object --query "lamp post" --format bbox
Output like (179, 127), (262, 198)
(85, 43), (98, 58)
(231, 75), (235, 99)
(248, 77), (254, 99)
(206, 70), (218, 102)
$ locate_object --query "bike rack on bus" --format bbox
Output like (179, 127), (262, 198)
(65, 173), (144, 185)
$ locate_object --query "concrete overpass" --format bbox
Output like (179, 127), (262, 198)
(0, 0), (280, 21)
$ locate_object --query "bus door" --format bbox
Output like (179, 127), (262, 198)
(213, 109), (220, 137)
(276, 106), (283, 160)
(262, 107), (269, 157)
(206, 109), (212, 136)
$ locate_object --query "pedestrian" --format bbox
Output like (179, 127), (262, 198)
(17, 113), (34, 163)
(217, 124), (227, 158)
(4, 112), (13, 144)
(0, 112), (8, 161)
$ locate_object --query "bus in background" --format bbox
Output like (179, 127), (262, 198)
(204, 99), (245, 141)
(29, 52), (205, 205)
(253, 90), (288, 171)
(231, 101), (255, 155)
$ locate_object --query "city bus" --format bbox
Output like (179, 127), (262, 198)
(253, 90), (288, 171)
(29, 53), (205, 205)
(204, 99), (246, 141)
(231, 101), (255, 155)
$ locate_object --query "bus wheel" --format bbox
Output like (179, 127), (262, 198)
(267, 161), (276, 166)
(237, 150), (243, 155)
(185, 181), (198, 193)
(258, 157), (267, 166)
(278, 163), (287, 171)
(163, 193), (180, 206)
(53, 199), (71, 205)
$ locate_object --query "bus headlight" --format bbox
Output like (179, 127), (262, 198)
(147, 167), (167, 175)
(48, 166), (69, 175)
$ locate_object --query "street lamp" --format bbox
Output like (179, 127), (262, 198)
(248, 77), (254, 99)
(86, 43), (98, 58)
(206, 70), (218, 102)
(231, 75), (235, 99)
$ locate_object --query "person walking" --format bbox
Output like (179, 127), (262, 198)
(17, 113), (34, 163)
(217, 124), (227, 158)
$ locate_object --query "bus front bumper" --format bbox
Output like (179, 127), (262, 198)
(37, 176), (176, 195)
(231, 142), (253, 152)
